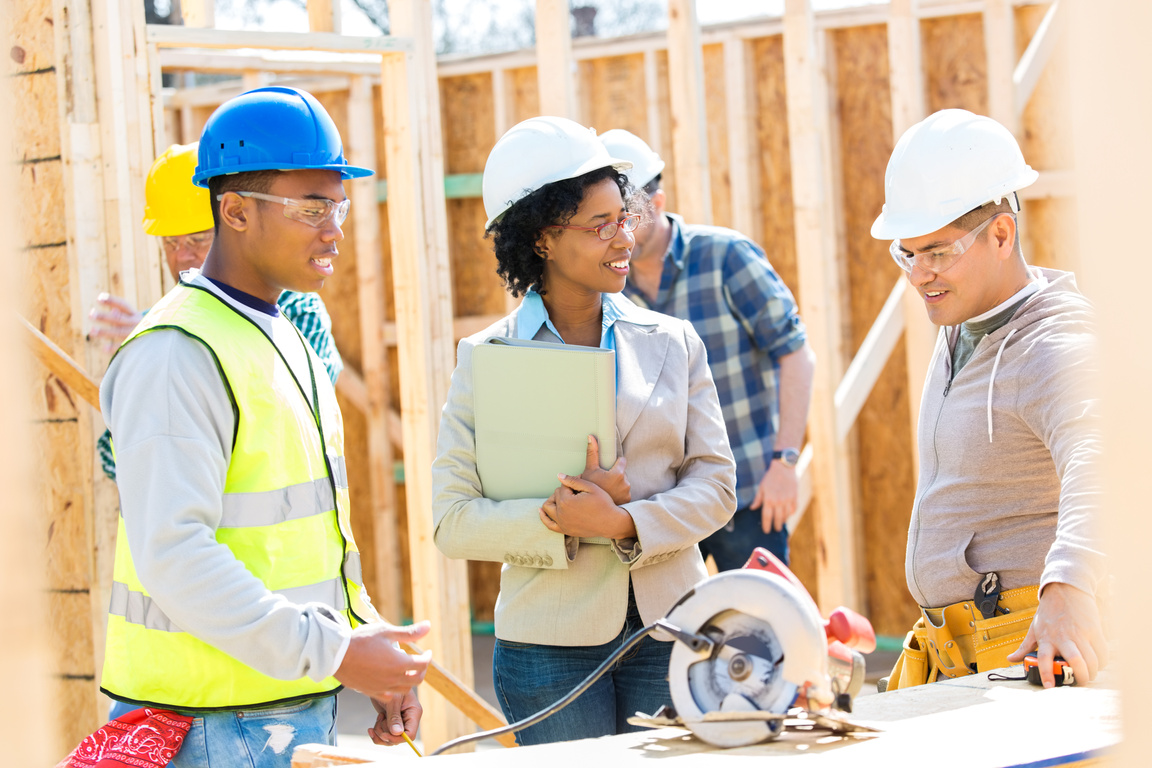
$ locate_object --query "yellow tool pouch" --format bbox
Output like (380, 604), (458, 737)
(884, 585), (1038, 691)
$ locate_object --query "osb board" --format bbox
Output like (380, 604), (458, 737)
(339, 392), (378, 601)
(506, 66), (539, 125)
(749, 35), (797, 294)
(1021, 198), (1077, 273)
(51, 677), (100, 762)
(36, 420), (91, 591)
(18, 159), (67, 247)
(703, 43), (732, 229)
(47, 590), (96, 678)
(439, 74), (505, 319)
(13, 71), (61, 161)
(922, 14), (987, 114)
(577, 53), (647, 137)
(468, 561), (501, 623)
(831, 24), (918, 636)
(6, 0), (56, 75)
(440, 74), (496, 174)
(25, 245), (81, 421)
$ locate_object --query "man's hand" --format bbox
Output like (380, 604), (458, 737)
(89, 293), (143, 352)
(334, 620), (432, 703)
(1007, 582), (1107, 688)
(749, 461), (798, 533)
(540, 473), (636, 540)
(579, 434), (630, 505)
(368, 688), (422, 746)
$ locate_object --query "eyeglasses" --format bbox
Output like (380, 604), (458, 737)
(161, 231), (214, 254)
(889, 214), (1009, 274)
(548, 213), (641, 241)
(218, 191), (351, 229)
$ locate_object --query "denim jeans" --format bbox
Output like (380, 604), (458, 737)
(493, 585), (673, 746)
(108, 695), (337, 767)
(697, 505), (789, 571)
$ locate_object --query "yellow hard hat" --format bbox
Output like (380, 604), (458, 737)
(141, 143), (215, 236)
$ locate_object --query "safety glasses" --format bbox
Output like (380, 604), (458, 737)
(161, 231), (214, 254)
(218, 191), (351, 229)
(889, 214), (1010, 274)
(549, 213), (641, 241)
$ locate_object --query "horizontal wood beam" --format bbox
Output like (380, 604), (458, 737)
(145, 25), (413, 54)
(834, 280), (908, 442)
(159, 50), (381, 76)
(1020, 168), (1074, 200)
(1013, 0), (1063, 118)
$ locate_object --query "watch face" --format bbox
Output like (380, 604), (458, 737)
(776, 448), (800, 467)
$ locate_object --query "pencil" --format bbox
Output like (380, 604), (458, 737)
(401, 731), (422, 757)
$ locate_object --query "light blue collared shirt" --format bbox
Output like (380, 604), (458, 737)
(516, 289), (638, 352)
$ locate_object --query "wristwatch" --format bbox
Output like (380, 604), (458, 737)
(772, 448), (801, 468)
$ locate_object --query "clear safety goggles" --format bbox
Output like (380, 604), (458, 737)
(889, 213), (1011, 274)
(219, 191), (351, 229)
(549, 212), (642, 241)
(161, 231), (214, 254)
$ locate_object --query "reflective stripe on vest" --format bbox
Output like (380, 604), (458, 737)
(101, 283), (378, 712)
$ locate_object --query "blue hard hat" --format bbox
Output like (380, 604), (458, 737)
(192, 86), (373, 187)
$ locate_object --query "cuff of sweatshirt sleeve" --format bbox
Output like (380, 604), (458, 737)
(328, 634), (352, 680)
(1040, 560), (1100, 601)
(309, 603), (354, 682)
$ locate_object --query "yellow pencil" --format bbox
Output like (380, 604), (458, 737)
(401, 731), (422, 757)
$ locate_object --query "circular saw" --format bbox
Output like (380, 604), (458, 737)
(655, 548), (875, 748)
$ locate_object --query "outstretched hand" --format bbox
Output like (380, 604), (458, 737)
(89, 293), (143, 352)
(579, 434), (630, 505)
(1006, 582), (1107, 688)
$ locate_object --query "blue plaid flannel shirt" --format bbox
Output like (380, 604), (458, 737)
(97, 290), (342, 481)
(621, 213), (807, 510)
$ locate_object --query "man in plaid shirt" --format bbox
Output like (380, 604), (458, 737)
(602, 130), (814, 568)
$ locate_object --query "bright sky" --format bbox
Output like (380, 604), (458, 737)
(215, 0), (886, 41)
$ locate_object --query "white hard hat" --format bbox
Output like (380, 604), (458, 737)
(871, 109), (1039, 240)
(599, 129), (665, 189)
(482, 116), (632, 229)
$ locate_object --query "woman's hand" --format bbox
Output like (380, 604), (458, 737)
(540, 472), (637, 540)
(579, 434), (630, 505)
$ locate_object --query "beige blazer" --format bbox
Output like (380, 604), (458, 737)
(432, 297), (737, 645)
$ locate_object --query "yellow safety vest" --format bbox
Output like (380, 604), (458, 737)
(100, 283), (377, 711)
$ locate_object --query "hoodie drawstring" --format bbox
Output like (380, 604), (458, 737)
(987, 328), (1017, 442)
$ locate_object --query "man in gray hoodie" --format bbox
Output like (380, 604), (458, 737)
(871, 109), (1107, 690)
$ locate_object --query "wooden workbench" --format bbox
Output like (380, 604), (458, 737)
(292, 668), (1120, 766)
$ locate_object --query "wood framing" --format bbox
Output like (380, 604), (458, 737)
(782, 0), (859, 612)
(666, 0), (712, 224)
(534, 0), (577, 119)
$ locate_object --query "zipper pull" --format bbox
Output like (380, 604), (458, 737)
(943, 379), (952, 397)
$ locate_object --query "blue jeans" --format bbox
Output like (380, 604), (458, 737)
(108, 696), (337, 767)
(697, 505), (789, 571)
(493, 586), (672, 745)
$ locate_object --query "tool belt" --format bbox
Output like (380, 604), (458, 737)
(883, 576), (1038, 692)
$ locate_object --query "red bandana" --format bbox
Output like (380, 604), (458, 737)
(58, 708), (194, 768)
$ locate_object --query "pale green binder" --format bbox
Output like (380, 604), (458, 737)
(472, 336), (616, 501)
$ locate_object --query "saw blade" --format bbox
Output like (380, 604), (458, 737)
(682, 609), (795, 717)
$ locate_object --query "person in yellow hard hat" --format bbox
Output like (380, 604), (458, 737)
(90, 142), (343, 481)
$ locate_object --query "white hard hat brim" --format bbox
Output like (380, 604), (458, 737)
(484, 155), (633, 230)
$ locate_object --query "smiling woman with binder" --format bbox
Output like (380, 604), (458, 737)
(431, 116), (737, 746)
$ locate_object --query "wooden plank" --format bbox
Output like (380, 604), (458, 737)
(1067, 4), (1152, 765)
(834, 279), (906, 443)
(1013, 0), (1061, 118)
(158, 49), (381, 76)
(348, 75), (402, 626)
(666, 0), (712, 224)
(702, 43), (731, 228)
(782, 0), (859, 613)
(642, 50), (662, 159)
(21, 315), (101, 408)
(180, 0), (215, 27)
(723, 38), (757, 239)
(146, 25), (413, 53)
(534, 0), (577, 119)
(983, 0), (1017, 134)
(384, 0), (473, 749)
(7, 0), (57, 75)
(307, 0), (341, 34)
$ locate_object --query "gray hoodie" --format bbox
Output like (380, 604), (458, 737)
(906, 268), (1105, 608)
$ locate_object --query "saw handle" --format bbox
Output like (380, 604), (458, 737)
(742, 547), (876, 653)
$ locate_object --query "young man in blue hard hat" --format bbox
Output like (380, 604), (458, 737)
(871, 109), (1107, 691)
(599, 129), (814, 570)
(96, 87), (430, 765)
(89, 141), (344, 483)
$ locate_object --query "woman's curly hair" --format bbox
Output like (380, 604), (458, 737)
(486, 166), (640, 298)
